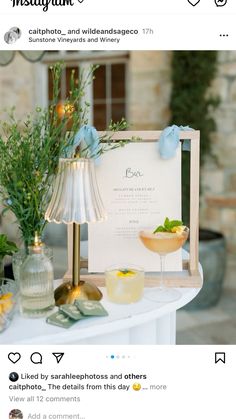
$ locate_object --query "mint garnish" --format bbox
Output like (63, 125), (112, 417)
(153, 217), (183, 233)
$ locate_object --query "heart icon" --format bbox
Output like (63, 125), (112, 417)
(8, 352), (21, 364)
(187, 0), (200, 5)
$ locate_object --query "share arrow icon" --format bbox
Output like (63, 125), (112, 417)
(52, 353), (65, 364)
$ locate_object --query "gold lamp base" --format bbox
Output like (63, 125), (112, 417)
(54, 224), (103, 306)
(54, 280), (103, 306)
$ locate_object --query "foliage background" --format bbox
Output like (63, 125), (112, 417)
(169, 51), (219, 224)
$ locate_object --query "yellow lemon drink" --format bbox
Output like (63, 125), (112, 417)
(105, 267), (144, 304)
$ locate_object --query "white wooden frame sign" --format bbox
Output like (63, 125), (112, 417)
(65, 130), (202, 288)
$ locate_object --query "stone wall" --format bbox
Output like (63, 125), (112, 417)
(0, 53), (36, 120)
(129, 51), (172, 130)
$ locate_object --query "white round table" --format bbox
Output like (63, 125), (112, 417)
(0, 257), (202, 345)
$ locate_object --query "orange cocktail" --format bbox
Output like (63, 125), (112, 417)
(139, 229), (188, 255)
(139, 220), (189, 303)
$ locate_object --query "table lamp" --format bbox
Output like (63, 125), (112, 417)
(45, 157), (106, 306)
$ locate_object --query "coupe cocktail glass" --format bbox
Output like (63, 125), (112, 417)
(139, 227), (189, 303)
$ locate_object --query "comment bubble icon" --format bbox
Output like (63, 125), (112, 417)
(30, 352), (43, 364)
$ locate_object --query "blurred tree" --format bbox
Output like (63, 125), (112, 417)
(170, 51), (219, 224)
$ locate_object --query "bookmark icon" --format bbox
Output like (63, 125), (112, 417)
(215, 352), (226, 364)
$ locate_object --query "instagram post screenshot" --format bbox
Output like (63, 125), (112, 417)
(0, 1), (235, 418)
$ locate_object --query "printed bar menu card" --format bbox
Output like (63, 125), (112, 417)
(88, 142), (182, 272)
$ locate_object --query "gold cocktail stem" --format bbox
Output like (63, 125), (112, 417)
(72, 223), (80, 287)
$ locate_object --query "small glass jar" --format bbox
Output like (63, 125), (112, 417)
(12, 245), (53, 285)
(105, 265), (144, 304)
(19, 235), (55, 318)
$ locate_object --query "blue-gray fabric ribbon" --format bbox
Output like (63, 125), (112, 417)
(158, 125), (194, 159)
(66, 125), (101, 159)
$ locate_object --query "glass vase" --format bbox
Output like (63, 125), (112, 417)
(12, 245), (53, 285)
(19, 241), (55, 318)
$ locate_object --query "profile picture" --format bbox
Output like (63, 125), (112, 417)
(9, 409), (23, 419)
(4, 27), (21, 45)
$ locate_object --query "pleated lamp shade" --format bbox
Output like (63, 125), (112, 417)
(45, 158), (106, 224)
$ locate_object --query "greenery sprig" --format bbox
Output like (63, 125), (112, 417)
(0, 234), (18, 258)
(0, 63), (131, 248)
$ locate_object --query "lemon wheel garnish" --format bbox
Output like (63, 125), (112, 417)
(171, 226), (186, 234)
(0, 292), (13, 301)
(0, 292), (14, 314)
(117, 270), (135, 278)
